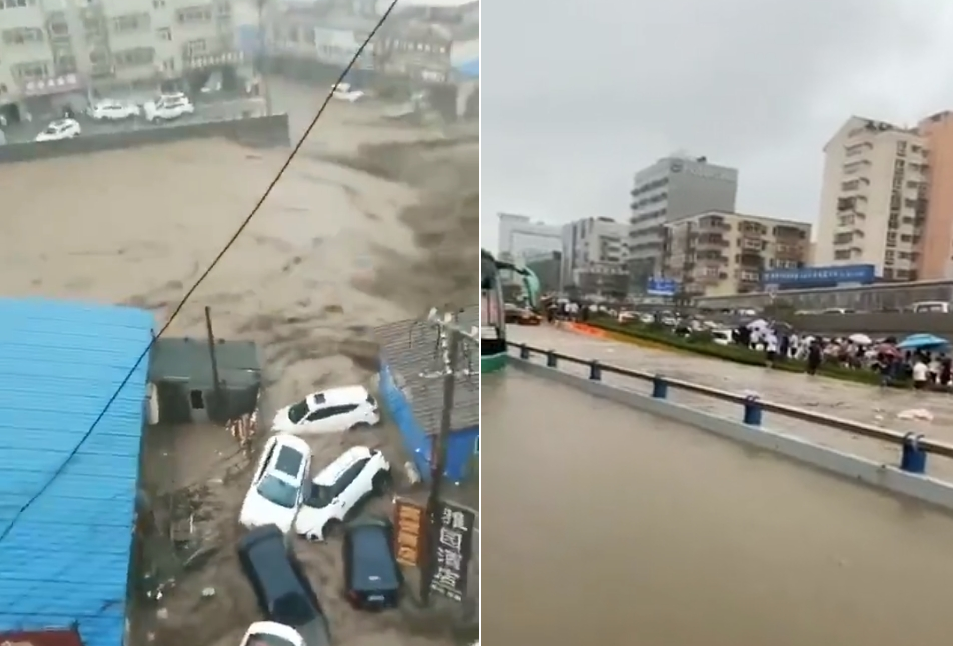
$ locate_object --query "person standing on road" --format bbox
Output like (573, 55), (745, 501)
(765, 333), (778, 368)
(913, 357), (929, 391)
(806, 339), (822, 376)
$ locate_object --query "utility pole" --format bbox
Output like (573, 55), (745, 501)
(419, 308), (477, 606)
(256, 0), (273, 115)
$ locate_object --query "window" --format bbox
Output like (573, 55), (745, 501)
(176, 5), (213, 23)
(55, 54), (76, 73)
(840, 179), (859, 191)
(256, 475), (298, 508)
(111, 13), (150, 33)
(287, 400), (309, 424)
(184, 38), (206, 55)
(48, 20), (68, 36)
(190, 389), (204, 409)
(2, 28), (43, 44)
(157, 27), (171, 40)
(896, 141), (907, 157)
(114, 47), (155, 67)
(274, 446), (303, 477)
(306, 404), (358, 421)
(12, 62), (48, 80)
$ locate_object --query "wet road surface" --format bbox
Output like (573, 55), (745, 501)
(481, 370), (953, 645)
(508, 325), (953, 480)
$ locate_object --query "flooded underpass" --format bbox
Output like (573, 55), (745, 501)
(481, 370), (953, 645)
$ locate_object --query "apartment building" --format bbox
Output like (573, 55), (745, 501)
(628, 153), (738, 291)
(663, 210), (811, 297)
(0, 0), (246, 121)
(815, 116), (929, 281)
(561, 217), (629, 295)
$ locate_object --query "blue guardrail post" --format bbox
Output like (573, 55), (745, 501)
(519, 344), (530, 360)
(900, 433), (927, 474)
(546, 350), (557, 368)
(652, 375), (668, 399)
(743, 395), (762, 426)
(589, 360), (601, 381)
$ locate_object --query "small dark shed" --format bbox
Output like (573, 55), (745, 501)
(148, 337), (261, 424)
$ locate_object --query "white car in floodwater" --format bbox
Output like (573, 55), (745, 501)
(239, 621), (305, 646)
(272, 386), (380, 435)
(144, 93), (195, 122)
(239, 433), (312, 533)
(88, 98), (140, 120)
(331, 82), (365, 102)
(34, 118), (81, 142)
(295, 446), (391, 541)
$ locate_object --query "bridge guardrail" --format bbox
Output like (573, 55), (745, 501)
(508, 341), (953, 475)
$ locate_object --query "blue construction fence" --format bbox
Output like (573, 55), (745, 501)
(378, 363), (478, 483)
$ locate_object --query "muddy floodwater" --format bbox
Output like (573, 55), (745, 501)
(481, 370), (953, 645)
(0, 79), (476, 646)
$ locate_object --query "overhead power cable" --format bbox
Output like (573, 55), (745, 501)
(0, 0), (402, 546)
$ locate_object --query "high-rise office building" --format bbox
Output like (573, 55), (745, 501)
(628, 152), (738, 290)
(561, 216), (628, 295)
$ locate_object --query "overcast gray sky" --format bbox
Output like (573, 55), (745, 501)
(480, 0), (953, 252)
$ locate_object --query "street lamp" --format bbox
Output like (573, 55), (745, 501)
(256, 0), (273, 114)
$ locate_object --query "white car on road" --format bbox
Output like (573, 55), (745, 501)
(34, 118), (81, 142)
(296, 446), (391, 541)
(239, 622), (305, 646)
(239, 433), (312, 534)
(331, 82), (365, 102)
(88, 99), (140, 121)
(144, 94), (195, 122)
(272, 386), (380, 435)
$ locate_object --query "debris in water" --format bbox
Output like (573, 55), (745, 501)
(201, 587), (216, 598)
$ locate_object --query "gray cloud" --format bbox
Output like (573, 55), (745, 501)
(481, 0), (953, 251)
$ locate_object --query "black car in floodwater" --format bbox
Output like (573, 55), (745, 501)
(237, 524), (331, 646)
(342, 517), (402, 611)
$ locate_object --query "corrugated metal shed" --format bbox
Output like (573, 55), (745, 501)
(374, 307), (479, 434)
(0, 298), (154, 646)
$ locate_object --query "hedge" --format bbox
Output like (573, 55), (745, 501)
(589, 319), (910, 389)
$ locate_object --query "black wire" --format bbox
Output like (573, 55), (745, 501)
(0, 0), (401, 547)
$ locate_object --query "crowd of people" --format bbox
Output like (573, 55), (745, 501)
(740, 321), (950, 390)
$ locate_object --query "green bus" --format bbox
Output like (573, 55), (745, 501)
(481, 249), (540, 372)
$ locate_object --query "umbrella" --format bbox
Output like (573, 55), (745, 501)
(897, 333), (950, 351)
(849, 333), (872, 345)
(746, 318), (768, 330)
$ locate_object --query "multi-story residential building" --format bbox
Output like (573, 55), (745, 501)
(663, 210), (811, 297)
(628, 153), (738, 291)
(815, 116), (929, 281)
(497, 213), (562, 263)
(561, 217), (629, 295)
(0, 0), (246, 123)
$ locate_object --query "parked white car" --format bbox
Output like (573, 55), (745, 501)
(239, 433), (312, 534)
(272, 386), (380, 435)
(331, 82), (365, 102)
(144, 94), (195, 121)
(34, 118), (81, 142)
(239, 622), (305, 646)
(88, 98), (140, 120)
(296, 446), (391, 541)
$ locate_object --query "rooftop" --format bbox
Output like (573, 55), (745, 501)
(0, 298), (154, 646)
(149, 337), (260, 388)
(374, 307), (479, 434)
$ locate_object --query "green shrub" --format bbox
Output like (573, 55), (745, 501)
(590, 319), (909, 388)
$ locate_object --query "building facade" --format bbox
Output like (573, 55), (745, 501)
(0, 0), (246, 122)
(497, 213), (562, 262)
(663, 209), (811, 297)
(561, 216), (628, 295)
(628, 153), (739, 291)
(815, 116), (928, 281)
(524, 250), (562, 294)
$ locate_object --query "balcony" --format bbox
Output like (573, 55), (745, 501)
(695, 235), (729, 249)
(182, 49), (245, 69)
(697, 216), (730, 231)
(740, 238), (763, 251)
(739, 252), (763, 268)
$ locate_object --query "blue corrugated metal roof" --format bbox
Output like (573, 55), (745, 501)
(0, 298), (154, 646)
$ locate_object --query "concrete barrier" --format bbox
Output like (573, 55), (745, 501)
(0, 113), (291, 164)
(791, 312), (953, 337)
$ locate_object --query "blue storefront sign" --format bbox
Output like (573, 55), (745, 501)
(647, 277), (678, 296)
(762, 264), (875, 288)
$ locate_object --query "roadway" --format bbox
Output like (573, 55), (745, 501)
(508, 324), (953, 480)
(481, 368), (953, 645)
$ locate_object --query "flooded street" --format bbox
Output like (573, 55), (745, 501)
(509, 325), (953, 480)
(482, 370), (953, 645)
(0, 78), (476, 646)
